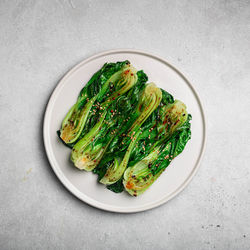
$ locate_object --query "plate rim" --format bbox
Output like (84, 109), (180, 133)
(43, 48), (207, 213)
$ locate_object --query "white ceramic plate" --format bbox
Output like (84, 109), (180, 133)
(43, 49), (206, 213)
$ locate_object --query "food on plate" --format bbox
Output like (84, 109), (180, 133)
(58, 61), (192, 196)
(123, 114), (191, 196)
(59, 61), (137, 146)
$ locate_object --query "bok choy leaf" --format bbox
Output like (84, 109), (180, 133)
(123, 114), (192, 196)
(59, 61), (137, 146)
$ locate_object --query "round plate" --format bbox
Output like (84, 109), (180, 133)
(43, 49), (206, 213)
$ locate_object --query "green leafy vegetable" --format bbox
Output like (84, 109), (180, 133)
(71, 71), (148, 171)
(123, 115), (192, 196)
(100, 83), (162, 185)
(59, 61), (137, 146)
(99, 98), (187, 187)
(57, 61), (192, 196)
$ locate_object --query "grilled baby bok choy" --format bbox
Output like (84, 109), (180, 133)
(100, 99), (188, 192)
(100, 83), (162, 185)
(59, 61), (137, 146)
(128, 99), (187, 167)
(123, 115), (191, 196)
(71, 71), (148, 171)
(71, 97), (130, 171)
(57, 60), (192, 196)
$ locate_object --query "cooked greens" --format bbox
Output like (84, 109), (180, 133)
(58, 61), (192, 196)
(71, 70), (148, 171)
(123, 114), (191, 196)
(59, 61), (137, 146)
(99, 83), (162, 185)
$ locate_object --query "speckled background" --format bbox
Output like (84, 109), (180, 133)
(1, 0), (250, 249)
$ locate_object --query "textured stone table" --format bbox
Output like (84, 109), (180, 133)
(1, 1), (249, 249)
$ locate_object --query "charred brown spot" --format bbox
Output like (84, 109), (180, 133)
(174, 120), (179, 126)
(138, 104), (143, 112)
(126, 181), (134, 189)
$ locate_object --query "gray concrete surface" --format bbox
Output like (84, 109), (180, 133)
(1, 0), (250, 249)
